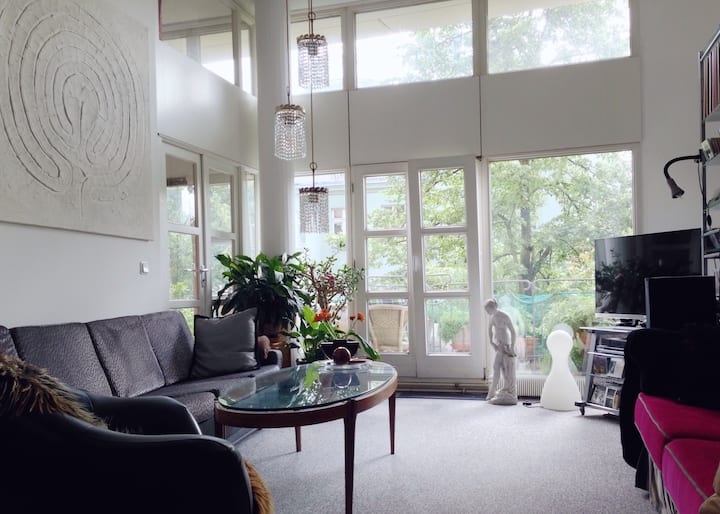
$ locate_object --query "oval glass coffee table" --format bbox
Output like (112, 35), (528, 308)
(215, 360), (398, 514)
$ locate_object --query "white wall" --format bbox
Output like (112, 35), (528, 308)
(348, 77), (482, 164)
(636, 0), (720, 234)
(0, 0), (166, 327)
(481, 57), (642, 156)
(156, 44), (259, 168)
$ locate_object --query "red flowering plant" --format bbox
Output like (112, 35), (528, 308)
(287, 305), (380, 362)
(298, 254), (364, 324)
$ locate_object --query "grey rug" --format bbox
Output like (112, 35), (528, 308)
(236, 397), (654, 514)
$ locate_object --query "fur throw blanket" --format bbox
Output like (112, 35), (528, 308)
(0, 353), (106, 427)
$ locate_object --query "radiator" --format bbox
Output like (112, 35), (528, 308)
(512, 375), (586, 398)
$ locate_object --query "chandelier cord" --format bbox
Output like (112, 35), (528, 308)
(308, 0), (314, 35)
(285, 0), (291, 104)
(309, 76), (316, 187)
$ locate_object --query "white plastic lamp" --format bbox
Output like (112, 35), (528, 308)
(540, 330), (581, 411)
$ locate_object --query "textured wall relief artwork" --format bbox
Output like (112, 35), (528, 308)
(0, 0), (152, 240)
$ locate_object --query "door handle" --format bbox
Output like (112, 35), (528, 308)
(199, 266), (209, 289)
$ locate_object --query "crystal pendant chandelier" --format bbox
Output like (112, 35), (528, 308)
(274, 103), (305, 160)
(297, 0), (329, 90)
(299, 181), (329, 233)
(274, 0), (306, 160)
(298, 76), (329, 233)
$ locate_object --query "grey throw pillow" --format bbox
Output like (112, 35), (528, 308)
(190, 309), (259, 379)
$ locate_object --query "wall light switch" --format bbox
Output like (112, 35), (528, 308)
(140, 261), (150, 274)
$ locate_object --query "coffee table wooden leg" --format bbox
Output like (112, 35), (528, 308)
(344, 401), (359, 514)
(388, 392), (396, 455)
(295, 426), (302, 452)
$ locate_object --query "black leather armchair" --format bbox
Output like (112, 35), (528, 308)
(0, 390), (259, 513)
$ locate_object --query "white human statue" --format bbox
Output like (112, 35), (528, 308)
(485, 298), (518, 405)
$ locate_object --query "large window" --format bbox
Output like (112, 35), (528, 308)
(487, 0), (630, 74)
(355, 0), (472, 88)
(159, 0), (254, 94)
(489, 150), (633, 375)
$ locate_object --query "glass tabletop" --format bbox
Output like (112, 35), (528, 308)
(217, 360), (396, 411)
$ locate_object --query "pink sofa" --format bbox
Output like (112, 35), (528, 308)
(621, 327), (720, 513)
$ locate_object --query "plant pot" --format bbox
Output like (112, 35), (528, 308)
(321, 339), (359, 359)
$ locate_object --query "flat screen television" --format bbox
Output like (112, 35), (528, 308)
(594, 228), (702, 324)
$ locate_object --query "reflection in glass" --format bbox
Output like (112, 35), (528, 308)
(424, 234), (468, 291)
(366, 236), (408, 292)
(425, 297), (470, 354)
(168, 232), (199, 300)
(365, 174), (407, 230)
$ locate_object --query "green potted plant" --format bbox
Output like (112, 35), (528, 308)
(213, 252), (312, 366)
(289, 253), (379, 362)
(287, 305), (380, 363)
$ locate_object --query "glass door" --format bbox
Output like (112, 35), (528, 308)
(205, 157), (241, 307)
(353, 156), (484, 379)
(164, 143), (241, 322)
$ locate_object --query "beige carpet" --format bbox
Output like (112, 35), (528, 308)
(236, 397), (654, 514)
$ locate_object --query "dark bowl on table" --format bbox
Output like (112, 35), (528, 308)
(321, 340), (360, 360)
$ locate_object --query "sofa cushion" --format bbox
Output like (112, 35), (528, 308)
(635, 393), (720, 467)
(141, 390), (216, 424)
(663, 439), (720, 514)
(10, 323), (112, 395)
(0, 326), (18, 357)
(190, 310), (258, 379)
(88, 316), (165, 397)
(140, 311), (195, 385)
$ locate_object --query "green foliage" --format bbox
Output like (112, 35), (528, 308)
(540, 295), (596, 370)
(401, 24), (473, 83)
(490, 152), (633, 289)
(286, 306), (380, 363)
(299, 253), (364, 322)
(212, 252), (312, 329)
(487, 0), (629, 73)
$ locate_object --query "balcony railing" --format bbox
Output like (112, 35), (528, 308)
(493, 278), (595, 375)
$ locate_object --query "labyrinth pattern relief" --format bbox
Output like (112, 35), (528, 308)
(0, 0), (151, 239)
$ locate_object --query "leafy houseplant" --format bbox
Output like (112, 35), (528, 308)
(298, 254), (364, 323)
(288, 306), (380, 363)
(212, 252), (312, 365)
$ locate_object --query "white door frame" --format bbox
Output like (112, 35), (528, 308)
(352, 156), (485, 379)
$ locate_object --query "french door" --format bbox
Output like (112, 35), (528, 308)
(352, 156), (484, 379)
(164, 142), (242, 320)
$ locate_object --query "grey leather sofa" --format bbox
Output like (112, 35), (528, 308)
(0, 310), (281, 440)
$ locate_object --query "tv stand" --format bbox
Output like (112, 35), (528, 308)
(614, 319), (641, 328)
(575, 326), (637, 416)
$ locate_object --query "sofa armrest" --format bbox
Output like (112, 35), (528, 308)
(70, 388), (202, 435)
